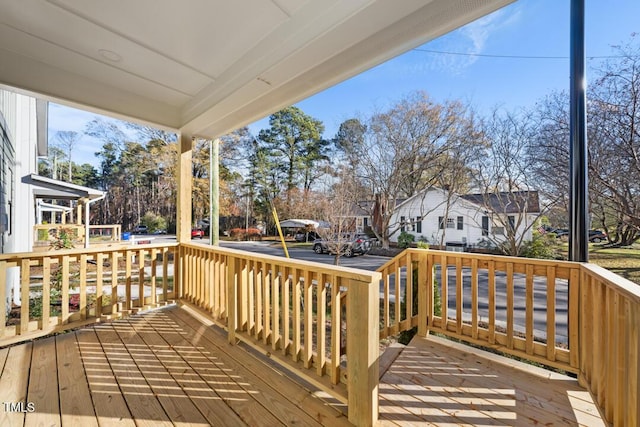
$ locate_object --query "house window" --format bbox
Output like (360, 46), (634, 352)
(400, 216), (406, 232)
(410, 218), (415, 231)
(439, 216), (455, 229)
(482, 216), (489, 236)
(457, 216), (463, 230)
(508, 215), (515, 232)
(416, 216), (422, 233)
(363, 217), (368, 227)
(493, 226), (505, 236)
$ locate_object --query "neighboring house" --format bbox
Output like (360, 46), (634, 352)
(388, 187), (541, 249)
(1, 88), (106, 314)
(1, 89), (46, 312)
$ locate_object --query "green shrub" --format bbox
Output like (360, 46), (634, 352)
(521, 230), (560, 259)
(397, 231), (415, 249)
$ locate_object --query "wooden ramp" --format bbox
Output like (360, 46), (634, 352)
(379, 335), (607, 426)
(0, 305), (349, 427)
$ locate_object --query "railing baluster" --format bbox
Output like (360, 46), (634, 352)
(61, 256), (70, 325)
(506, 262), (514, 350)
(263, 263), (271, 345)
(42, 258), (51, 328)
(471, 258), (478, 340)
(111, 251), (118, 316)
(282, 267), (291, 356)
(125, 250), (132, 311)
(525, 264), (534, 355)
(316, 273), (327, 377)
(79, 254), (87, 320)
(20, 259), (30, 333)
(292, 269), (301, 362)
(330, 275), (341, 384)
(96, 253), (103, 317)
(546, 266), (556, 360)
(405, 252), (413, 323)
(303, 270), (313, 369)
(488, 259), (496, 344)
(440, 254), (448, 332)
(272, 265), (280, 351)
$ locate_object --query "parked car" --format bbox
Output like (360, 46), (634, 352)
(191, 228), (205, 239)
(312, 233), (372, 257)
(294, 231), (320, 242)
(552, 228), (607, 243)
(588, 229), (607, 243)
(552, 228), (569, 238)
(132, 224), (148, 234)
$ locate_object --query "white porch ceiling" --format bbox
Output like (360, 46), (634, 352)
(0, 0), (513, 139)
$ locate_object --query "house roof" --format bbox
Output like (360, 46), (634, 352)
(461, 191), (541, 214)
(0, 1), (513, 139)
(23, 174), (105, 200)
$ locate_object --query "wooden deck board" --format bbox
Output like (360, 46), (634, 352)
(0, 305), (350, 427)
(26, 337), (61, 427)
(379, 334), (606, 426)
(0, 304), (608, 426)
(168, 305), (350, 426)
(55, 332), (99, 427)
(0, 342), (31, 427)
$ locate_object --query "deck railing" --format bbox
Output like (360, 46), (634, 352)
(33, 223), (122, 248)
(377, 248), (640, 426)
(0, 243), (177, 346)
(179, 243), (381, 426)
(2, 243), (638, 426)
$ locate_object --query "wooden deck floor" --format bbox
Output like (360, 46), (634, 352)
(1, 305), (610, 427)
(0, 305), (350, 427)
(378, 335), (607, 426)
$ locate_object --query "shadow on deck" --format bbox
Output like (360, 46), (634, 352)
(0, 304), (608, 426)
(379, 335), (606, 426)
(0, 305), (349, 427)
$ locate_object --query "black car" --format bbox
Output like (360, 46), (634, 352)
(552, 228), (569, 238)
(588, 229), (607, 243)
(553, 228), (607, 243)
(312, 233), (372, 257)
(294, 231), (320, 242)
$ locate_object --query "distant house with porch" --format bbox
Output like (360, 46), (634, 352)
(388, 187), (541, 249)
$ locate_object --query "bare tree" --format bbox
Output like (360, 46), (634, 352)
(472, 109), (554, 255)
(338, 92), (478, 248)
(315, 167), (361, 265)
(53, 130), (82, 182)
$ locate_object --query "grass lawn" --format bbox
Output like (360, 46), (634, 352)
(588, 246), (640, 285)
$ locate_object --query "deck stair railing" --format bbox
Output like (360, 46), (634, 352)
(376, 248), (639, 427)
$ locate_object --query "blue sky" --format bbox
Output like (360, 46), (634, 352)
(49, 0), (640, 166)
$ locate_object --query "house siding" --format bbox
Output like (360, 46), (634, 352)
(389, 188), (536, 247)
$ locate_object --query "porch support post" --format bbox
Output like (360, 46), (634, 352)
(569, 0), (589, 262)
(177, 131), (193, 243)
(347, 275), (380, 426)
(210, 138), (219, 245)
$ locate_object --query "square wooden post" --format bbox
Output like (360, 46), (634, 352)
(177, 131), (193, 244)
(347, 273), (380, 426)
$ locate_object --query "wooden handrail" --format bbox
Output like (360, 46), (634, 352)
(179, 243), (381, 426)
(0, 243), (178, 347)
(376, 247), (639, 426)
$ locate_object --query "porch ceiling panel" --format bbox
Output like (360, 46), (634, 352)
(0, 0), (513, 139)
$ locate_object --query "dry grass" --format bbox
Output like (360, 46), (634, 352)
(589, 246), (640, 285)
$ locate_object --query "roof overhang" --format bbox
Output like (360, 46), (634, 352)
(23, 174), (105, 201)
(0, 0), (514, 139)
